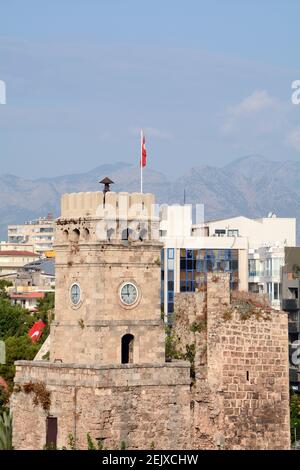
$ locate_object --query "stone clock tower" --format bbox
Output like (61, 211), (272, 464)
(51, 188), (165, 365)
(11, 187), (191, 450)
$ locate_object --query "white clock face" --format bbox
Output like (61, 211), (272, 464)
(70, 283), (81, 305)
(120, 283), (138, 306)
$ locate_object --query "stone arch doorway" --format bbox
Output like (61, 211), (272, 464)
(121, 334), (134, 364)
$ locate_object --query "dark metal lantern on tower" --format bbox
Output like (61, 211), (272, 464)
(99, 177), (114, 194)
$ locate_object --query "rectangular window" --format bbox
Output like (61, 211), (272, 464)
(187, 259), (194, 270)
(274, 283), (279, 300)
(265, 259), (272, 277)
(289, 287), (298, 299)
(179, 248), (239, 294)
(248, 259), (256, 276)
(272, 258), (284, 277)
(166, 248), (175, 319)
(46, 417), (57, 449)
(249, 283), (259, 294)
(267, 282), (272, 301)
(167, 258), (174, 270)
(228, 229), (239, 237)
(180, 259), (187, 270)
(214, 229), (226, 237)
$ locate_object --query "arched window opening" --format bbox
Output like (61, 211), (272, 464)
(83, 228), (90, 240)
(139, 228), (148, 241)
(71, 228), (80, 242)
(121, 334), (134, 364)
(107, 227), (114, 241)
(121, 228), (129, 241)
(62, 229), (69, 241)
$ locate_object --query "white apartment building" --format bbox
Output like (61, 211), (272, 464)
(248, 245), (284, 309)
(0, 241), (35, 252)
(7, 216), (55, 255)
(204, 215), (295, 248)
(0, 250), (40, 275)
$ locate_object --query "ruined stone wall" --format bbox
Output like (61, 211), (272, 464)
(12, 362), (191, 450)
(174, 273), (290, 450)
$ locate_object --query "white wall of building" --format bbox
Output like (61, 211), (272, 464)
(159, 204), (193, 239)
(205, 216), (296, 249)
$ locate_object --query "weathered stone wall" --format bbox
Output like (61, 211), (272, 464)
(12, 362), (191, 450)
(174, 272), (290, 450)
(51, 321), (165, 365)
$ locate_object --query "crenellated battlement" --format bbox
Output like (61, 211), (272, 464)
(61, 191), (156, 220)
(58, 191), (160, 243)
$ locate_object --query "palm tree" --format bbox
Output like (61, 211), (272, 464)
(0, 411), (13, 450)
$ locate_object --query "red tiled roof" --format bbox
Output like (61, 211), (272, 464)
(0, 250), (38, 256)
(10, 292), (45, 299)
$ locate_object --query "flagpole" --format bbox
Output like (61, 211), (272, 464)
(140, 129), (143, 193)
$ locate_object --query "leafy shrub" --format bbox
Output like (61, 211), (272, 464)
(0, 410), (12, 450)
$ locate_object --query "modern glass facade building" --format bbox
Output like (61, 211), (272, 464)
(161, 247), (239, 316)
(180, 248), (238, 292)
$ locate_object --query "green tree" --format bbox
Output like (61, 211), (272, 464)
(0, 386), (9, 414)
(36, 292), (55, 324)
(0, 281), (12, 300)
(34, 292), (55, 342)
(0, 366), (15, 393)
(0, 410), (12, 450)
(0, 336), (41, 391)
(0, 298), (35, 340)
(165, 326), (182, 361)
(4, 335), (41, 364)
(0, 288), (53, 399)
(290, 393), (300, 444)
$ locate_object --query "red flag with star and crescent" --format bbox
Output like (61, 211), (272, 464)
(140, 131), (147, 167)
(28, 320), (46, 343)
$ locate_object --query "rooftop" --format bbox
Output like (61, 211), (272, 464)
(0, 250), (38, 257)
(10, 292), (45, 299)
(24, 258), (55, 276)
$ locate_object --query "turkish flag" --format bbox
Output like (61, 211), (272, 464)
(140, 131), (147, 167)
(28, 320), (46, 343)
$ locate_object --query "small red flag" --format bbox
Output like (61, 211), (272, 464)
(140, 131), (147, 167)
(28, 320), (46, 343)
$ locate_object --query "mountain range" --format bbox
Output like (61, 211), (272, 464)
(1, 155), (300, 242)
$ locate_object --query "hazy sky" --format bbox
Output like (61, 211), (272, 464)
(1, 0), (300, 180)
